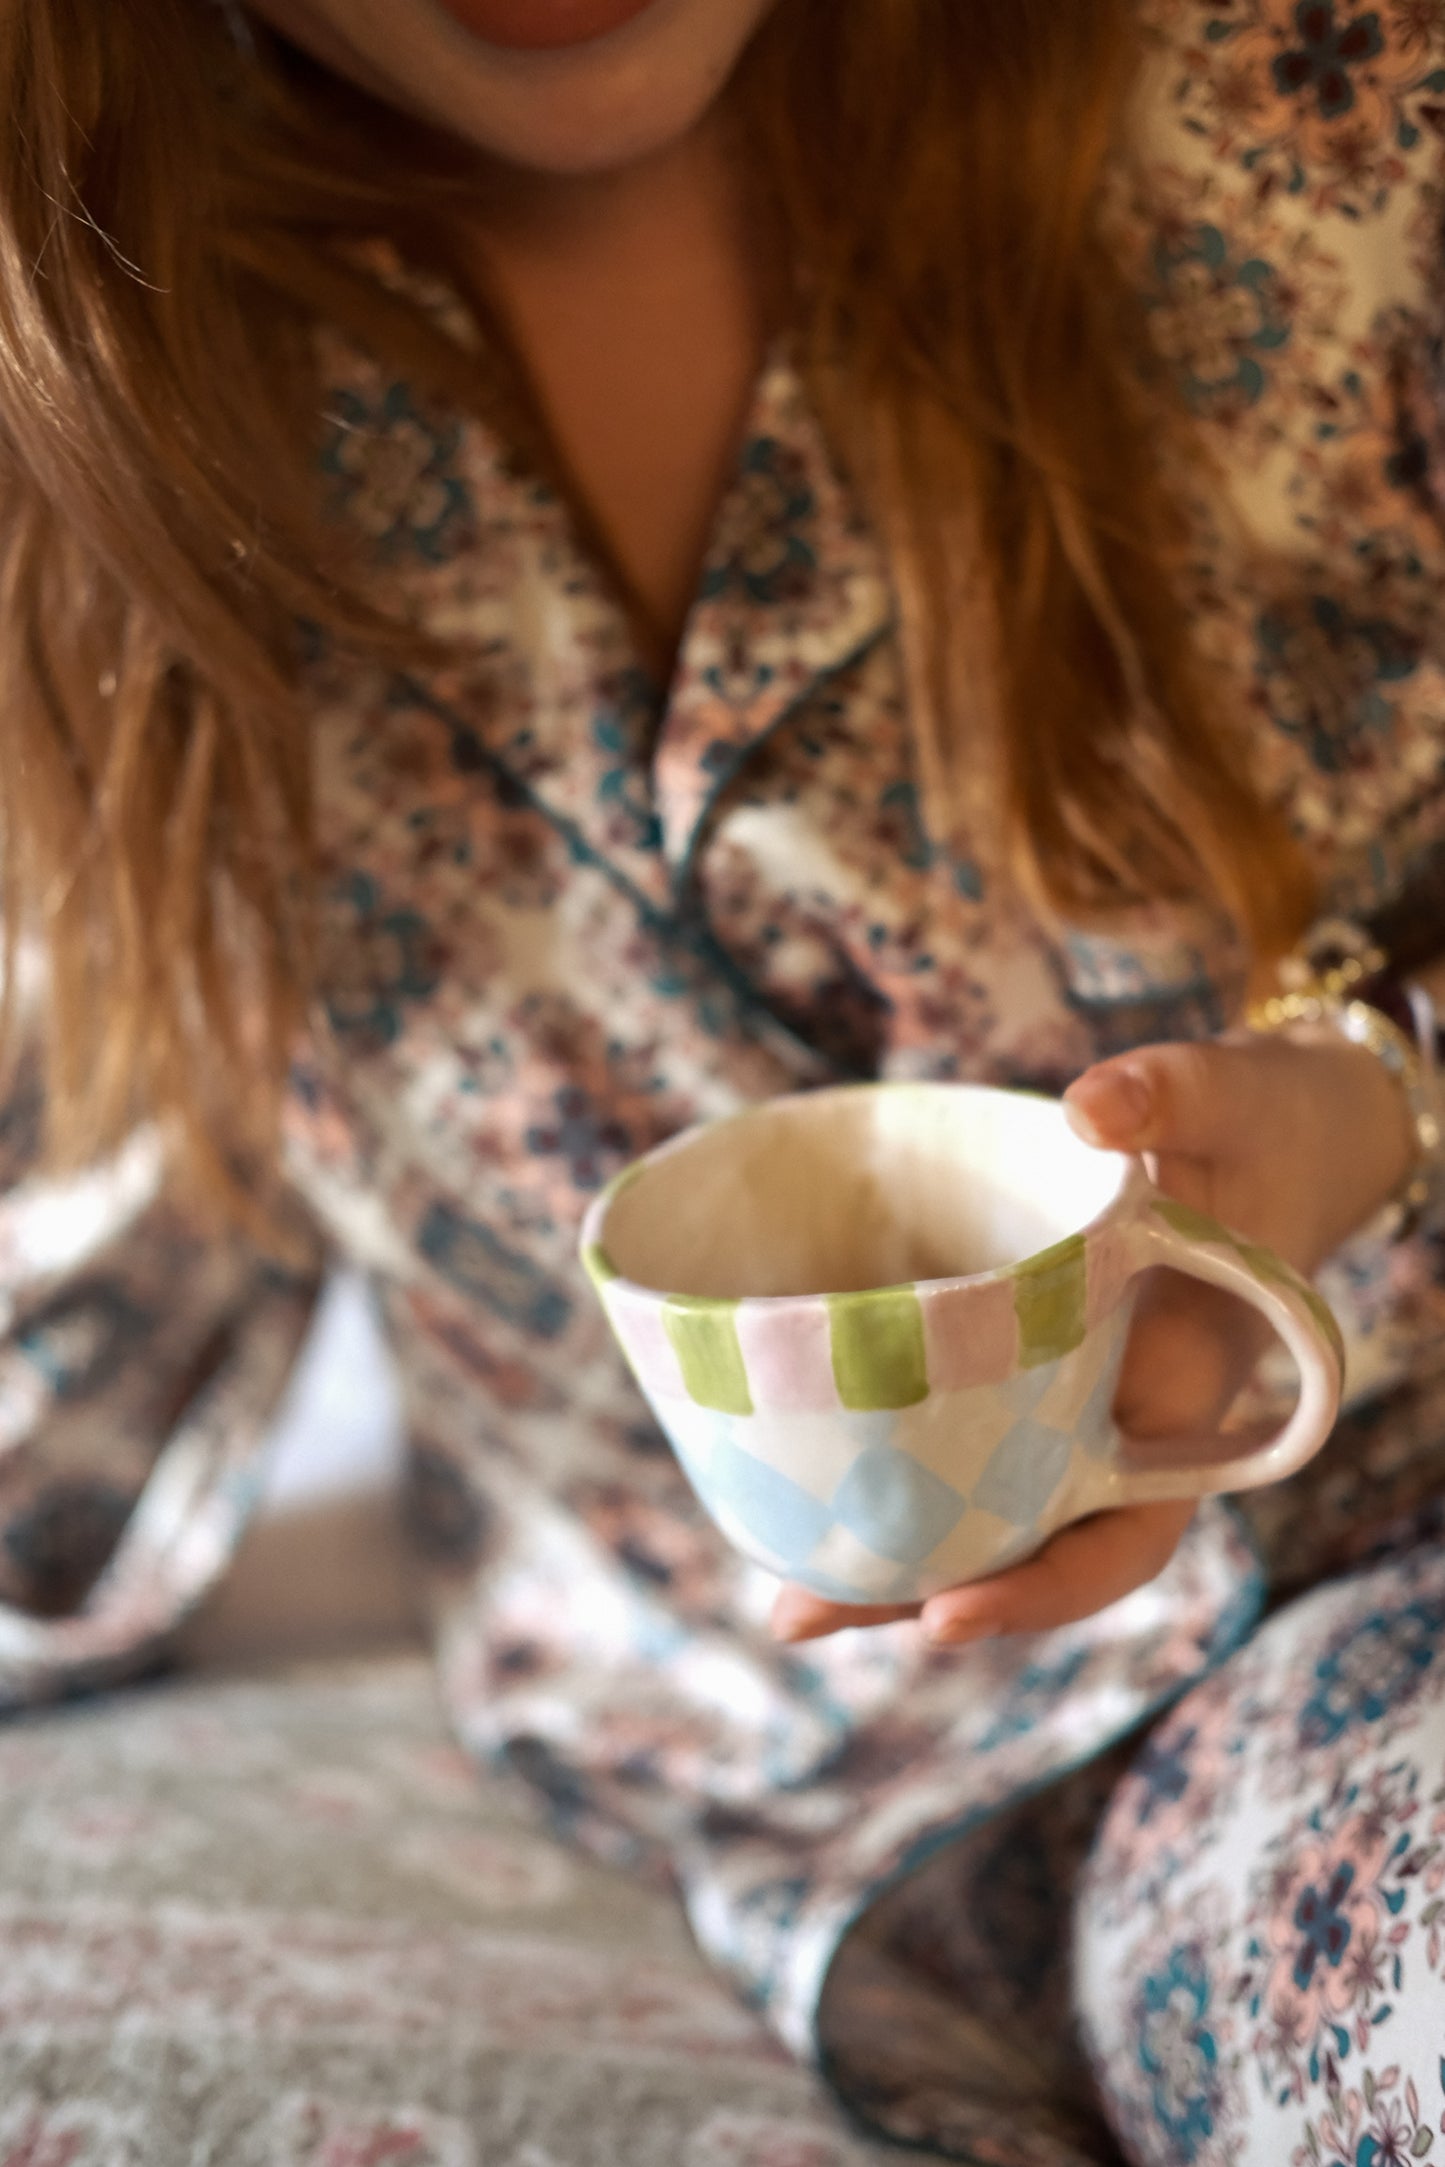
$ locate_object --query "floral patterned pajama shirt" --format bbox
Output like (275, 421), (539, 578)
(2, 5), (1445, 2163)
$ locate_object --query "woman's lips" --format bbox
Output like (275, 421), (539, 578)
(433, 0), (659, 51)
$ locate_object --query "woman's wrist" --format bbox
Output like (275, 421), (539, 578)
(1247, 917), (1444, 1240)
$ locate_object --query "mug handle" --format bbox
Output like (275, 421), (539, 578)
(1102, 1197), (1345, 1508)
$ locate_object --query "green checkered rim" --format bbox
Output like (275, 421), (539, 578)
(662, 1296), (754, 1417)
(609, 1205), (1340, 1417)
(582, 1085), (1111, 1411)
(1151, 1196), (1345, 1372)
(824, 1286), (930, 1411)
(599, 1234), (1098, 1417)
(1013, 1233), (1088, 1371)
(658, 1285), (938, 1418)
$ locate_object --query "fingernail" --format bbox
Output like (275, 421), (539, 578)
(1065, 1065), (1153, 1146)
(1062, 1098), (1107, 1149)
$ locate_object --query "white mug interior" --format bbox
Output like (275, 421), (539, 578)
(599, 1083), (1131, 1300)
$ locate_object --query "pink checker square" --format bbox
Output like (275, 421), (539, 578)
(919, 1275), (1018, 1390)
(604, 1284), (688, 1402)
(734, 1300), (841, 1413)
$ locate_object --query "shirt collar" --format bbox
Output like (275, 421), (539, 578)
(652, 348), (894, 884)
(322, 325), (894, 907)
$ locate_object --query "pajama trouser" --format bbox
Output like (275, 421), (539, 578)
(1077, 1527), (1445, 2166)
(821, 1529), (1445, 2167)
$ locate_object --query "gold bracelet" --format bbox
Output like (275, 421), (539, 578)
(1247, 923), (1442, 1237)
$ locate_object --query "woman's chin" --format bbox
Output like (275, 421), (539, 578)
(251, 0), (778, 181)
(432, 0), (660, 51)
(457, 75), (730, 179)
(416, 0), (770, 181)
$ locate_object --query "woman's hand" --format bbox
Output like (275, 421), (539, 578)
(770, 1030), (1416, 1651)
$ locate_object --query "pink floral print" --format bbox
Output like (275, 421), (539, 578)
(0, 5), (1443, 2163)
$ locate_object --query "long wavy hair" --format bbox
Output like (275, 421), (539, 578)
(0, 0), (1309, 1240)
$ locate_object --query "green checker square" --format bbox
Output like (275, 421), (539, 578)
(1014, 1234), (1088, 1368)
(1236, 1239), (1345, 1371)
(662, 1297), (754, 1416)
(827, 1287), (929, 1412)
(1154, 1196), (1234, 1247)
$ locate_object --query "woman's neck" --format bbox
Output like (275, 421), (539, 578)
(468, 117), (774, 681)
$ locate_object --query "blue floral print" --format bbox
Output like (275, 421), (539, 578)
(1150, 225), (1291, 415)
(323, 872), (444, 1051)
(2, 15), (1445, 2167)
(1273, 5), (1385, 120)
(321, 382), (474, 562)
(1136, 1943), (1226, 2163)
(416, 1202), (573, 1341)
(701, 437), (818, 608)
(1299, 1597), (1445, 1747)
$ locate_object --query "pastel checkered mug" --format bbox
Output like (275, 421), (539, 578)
(580, 1082), (1344, 1606)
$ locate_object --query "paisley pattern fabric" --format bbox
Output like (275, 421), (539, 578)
(0, 4), (1444, 2162)
(1077, 1520), (1445, 2167)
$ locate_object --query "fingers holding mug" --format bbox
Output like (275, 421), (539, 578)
(919, 1499), (1197, 1647)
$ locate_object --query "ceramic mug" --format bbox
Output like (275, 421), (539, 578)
(580, 1082), (1344, 1606)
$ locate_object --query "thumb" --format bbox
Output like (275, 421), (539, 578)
(1063, 1041), (1276, 1164)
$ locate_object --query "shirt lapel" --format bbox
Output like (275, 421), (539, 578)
(320, 328), (893, 919)
(654, 351), (895, 888)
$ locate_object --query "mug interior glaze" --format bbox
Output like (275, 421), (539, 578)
(593, 1084), (1128, 1299)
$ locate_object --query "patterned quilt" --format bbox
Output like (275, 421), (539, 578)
(0, 1654), (915, 2167)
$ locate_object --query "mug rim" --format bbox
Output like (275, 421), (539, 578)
(579, 1078), (1146, 1317)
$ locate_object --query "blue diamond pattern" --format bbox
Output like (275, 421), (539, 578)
(1076, 1337), (1125, 1461)
(971, 1418), (1073, 1527)
(830, 1441), (968, 1565)
(998, 1365), (1057, 1420)
(676, 1347), (1117, 1600)
(705, 1433), (835, 1569)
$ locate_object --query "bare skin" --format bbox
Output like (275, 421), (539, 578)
(245, 0), (782, 173)
(243, 0), (1420, 1648)
(470, 122), (772, 674)
(250, 0), (774, 669)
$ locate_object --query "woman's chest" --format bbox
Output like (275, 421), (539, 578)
(296, 65), (1445, 1259)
